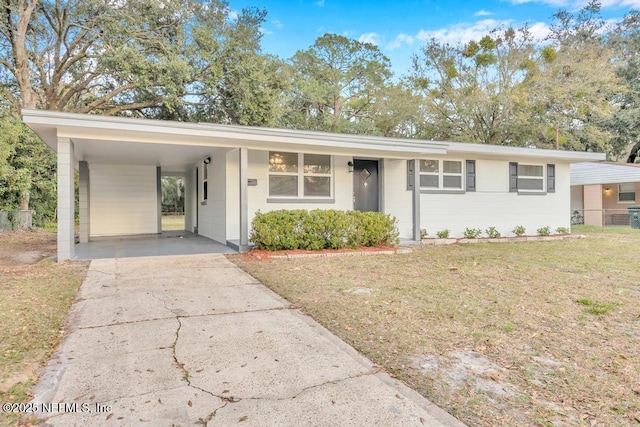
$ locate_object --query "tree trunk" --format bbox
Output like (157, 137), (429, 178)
(627, 141), (640, 164)
(14, 0), (39, 109)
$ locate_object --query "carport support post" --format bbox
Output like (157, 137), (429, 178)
(239, 148), (249, 249)
(79, 161), (90, 243)
(412, 159), (421, 241)
(57, 138), (75, 261)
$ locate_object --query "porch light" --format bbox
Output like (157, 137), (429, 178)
(347, 161), (354, 173)
(604, 187), (611, 194)
(203, 157), (211, 164)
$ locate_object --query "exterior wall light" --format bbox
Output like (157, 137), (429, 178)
(347, 161), (354, 173)
(203, 157), (211, 164)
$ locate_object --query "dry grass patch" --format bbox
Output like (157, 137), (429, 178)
(0, 230), (88, 426)
(162, 214), (185, 231)
(231, 229), (640, 426)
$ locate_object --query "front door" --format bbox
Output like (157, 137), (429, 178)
(353, 159), (379, 212)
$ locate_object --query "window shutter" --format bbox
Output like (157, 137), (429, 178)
(509, 162), (518, 192)
(547, 164), (555, 193)
(407, 160), (415, 190)
(466, 160), (476, 192)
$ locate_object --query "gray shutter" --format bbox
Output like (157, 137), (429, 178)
(509, 162), (518, 192)
(466, 160), (476, 192)
(407, 160), (415, 190)
(547, 164), (555, 193)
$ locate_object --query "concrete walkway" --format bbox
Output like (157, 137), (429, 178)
(32, 254), (465, 426)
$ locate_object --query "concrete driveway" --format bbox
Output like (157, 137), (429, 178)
(32, 254), (465, 426)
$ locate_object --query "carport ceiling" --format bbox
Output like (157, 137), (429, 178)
(71, 138), (228, 173)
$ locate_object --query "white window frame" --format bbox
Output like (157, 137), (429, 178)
(419, 159), (464, 191)
(517, 163), (545, 193)
(268, 152), (333, 199)
(201, 160), (209, 203)
(618, 183), (636, 203)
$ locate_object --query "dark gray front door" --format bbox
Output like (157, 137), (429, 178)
(353, 159), (379, 212)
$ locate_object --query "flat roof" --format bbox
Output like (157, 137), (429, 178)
(22, 109), (606, 170)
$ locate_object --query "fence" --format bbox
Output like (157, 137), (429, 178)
(570, 209), (633, 227)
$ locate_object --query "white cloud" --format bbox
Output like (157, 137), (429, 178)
(600, 0), (640, 7)
(272, 19), (283, 29)
(475, 10), (494, 16)
(509, 0), (640, 7)
(527, 21), (552, 41)
(416, 19), (513, 45)
(259, 27), (274, 36)
(387, 33), (415, 50)
(316, 0), (325, 6)
(358, 32), (379, 45)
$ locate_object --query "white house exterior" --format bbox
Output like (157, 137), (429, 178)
(21, 109), (605, 261)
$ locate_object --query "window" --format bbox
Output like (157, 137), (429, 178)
(518, 164), (544, 191)
(202, 160), (209, 202)
(269, 152), (332, 198)
(618, 183), (636, 203)
(419, 159), (463, 190)
(509, 162), (552, 193)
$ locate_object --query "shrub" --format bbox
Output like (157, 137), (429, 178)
(420, 228), (428, 239)
(463, 227), (482, 239)
(485, 226), (501, 238)
(512, 225), (526, 236)
(250, 209), (399, 251)
(537, 226), (551, 236)
(436, 229), (450, 239)
(555, 226), (569, 234)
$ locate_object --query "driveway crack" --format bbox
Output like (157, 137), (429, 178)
(158, 294), (238, 413)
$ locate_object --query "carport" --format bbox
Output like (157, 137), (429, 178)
(75, 230), (236, 260)
(22, 109), (254, 261)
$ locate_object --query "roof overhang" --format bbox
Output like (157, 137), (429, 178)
(571, 161), (640, 185)
(22, 109), (606, 172)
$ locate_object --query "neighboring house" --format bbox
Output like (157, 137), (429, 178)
(22, 109), (605, 261)
(570, 162), (640, 226)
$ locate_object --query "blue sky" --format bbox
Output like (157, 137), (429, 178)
(229, 0), (639, 76)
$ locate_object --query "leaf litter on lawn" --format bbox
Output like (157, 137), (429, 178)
(231, 229), (640, 426)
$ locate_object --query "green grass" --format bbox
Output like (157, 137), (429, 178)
(575, 298), (617, 315)
(572, 224), (638, 234)
(232, 228), (640, 427)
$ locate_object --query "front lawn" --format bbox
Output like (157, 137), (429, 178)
(0, 231), (88, 427)
(231, 228), (640, 426)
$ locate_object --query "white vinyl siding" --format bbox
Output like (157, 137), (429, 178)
(89, 164), (158, 237)
(421, 159), (571, 237)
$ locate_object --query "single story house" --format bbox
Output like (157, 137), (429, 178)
(570, 161), (640, 226)
(22, 109), (605, 261)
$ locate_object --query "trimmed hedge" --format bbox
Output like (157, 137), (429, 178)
(250, 209), (399, 251)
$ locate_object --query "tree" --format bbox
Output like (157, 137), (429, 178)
(0, 115), (56, 223)
(283, 34), (392, 133)
(608, 10), (640, 163)
(525, 0), (619, 153)
(408, 26), (536, 145)
(0, 0), (271, 222)
(369, 82), (423, 138)
(161, 176), (184, 214)
(189, 7), (289, 126)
